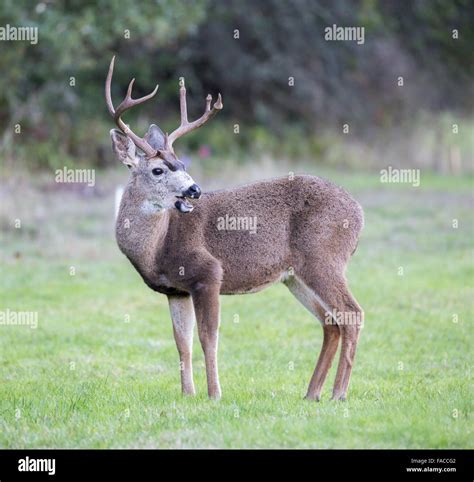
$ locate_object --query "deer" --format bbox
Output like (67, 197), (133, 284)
(105, 56), (364, 401)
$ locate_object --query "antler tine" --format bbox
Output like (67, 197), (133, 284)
(105, 56), (159, 158)
(205, 94), (212, 112)
(105, 56), (118, 117)
(179, 78), (188, 125)
(167, 77), (223, 149)
(115, 78), (159, 119)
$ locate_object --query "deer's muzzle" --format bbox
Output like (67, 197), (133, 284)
(175, 184), (201, 213)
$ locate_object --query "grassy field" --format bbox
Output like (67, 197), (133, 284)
(0, 164), (473, 448)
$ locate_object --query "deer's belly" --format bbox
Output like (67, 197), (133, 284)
(220, 270), (287, 295)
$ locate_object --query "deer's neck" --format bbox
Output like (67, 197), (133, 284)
(115, 184), (170, 281)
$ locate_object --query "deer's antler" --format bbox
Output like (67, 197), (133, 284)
(105, 56), (159, 158)
(167, 78), (223, 149)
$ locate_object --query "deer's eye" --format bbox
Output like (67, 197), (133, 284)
(152, 168), (164, 176)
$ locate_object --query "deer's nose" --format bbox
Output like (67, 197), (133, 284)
(184, 184), (201, 199)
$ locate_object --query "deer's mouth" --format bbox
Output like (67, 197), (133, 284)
(175, 195), (194, 213)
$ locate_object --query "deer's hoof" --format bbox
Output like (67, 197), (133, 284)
(208, 390), (222, 401)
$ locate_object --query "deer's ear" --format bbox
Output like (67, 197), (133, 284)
(110, 129), (138, 168)
(145, 124), (166, 151)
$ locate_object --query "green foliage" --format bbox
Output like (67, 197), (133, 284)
(0, 0), (472, 170)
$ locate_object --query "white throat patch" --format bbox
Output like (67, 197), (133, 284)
(141, 199), (165, 215)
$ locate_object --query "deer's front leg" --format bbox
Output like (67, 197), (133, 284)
(168, 295), (196, 396)
(191, 284), (222, 400)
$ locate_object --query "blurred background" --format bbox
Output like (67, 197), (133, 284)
(0, 0), (473, 173)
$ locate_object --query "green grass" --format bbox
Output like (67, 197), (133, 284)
(0, 167), (472, 448)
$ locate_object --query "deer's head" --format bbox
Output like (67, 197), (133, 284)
(105, 56), (222, 213)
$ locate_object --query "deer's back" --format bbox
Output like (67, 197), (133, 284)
(169, 175), (363, 294)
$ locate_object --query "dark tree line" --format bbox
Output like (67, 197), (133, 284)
(0, 0), (472, 167)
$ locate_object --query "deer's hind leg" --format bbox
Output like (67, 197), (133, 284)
(330, 285), (363, 401)
(296, 270), (363, 401)
(284, 277), (341, 401)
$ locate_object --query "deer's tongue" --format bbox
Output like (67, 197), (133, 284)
(175, 198), (193, 213)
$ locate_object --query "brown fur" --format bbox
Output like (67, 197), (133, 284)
(116, 174), (364, 400)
